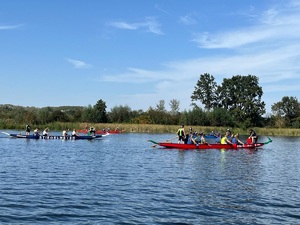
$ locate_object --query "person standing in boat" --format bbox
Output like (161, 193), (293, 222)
(25, 124), (31, 135)
(248, 129), (258, 143)
(177, 124), (186, 144)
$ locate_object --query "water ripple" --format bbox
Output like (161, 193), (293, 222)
(0, 133), (299, 224)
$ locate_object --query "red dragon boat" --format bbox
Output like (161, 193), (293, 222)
(148, 138), (272, 150)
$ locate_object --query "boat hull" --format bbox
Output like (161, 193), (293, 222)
(155, 142), (237, 149)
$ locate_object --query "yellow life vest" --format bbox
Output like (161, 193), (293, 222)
(221, 137), (227, 144)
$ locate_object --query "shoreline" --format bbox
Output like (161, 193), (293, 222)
(1, 123), (300, 137)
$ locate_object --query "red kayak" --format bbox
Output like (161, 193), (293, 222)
(148, 138), (272, 150)
(77, 129), (124, 134)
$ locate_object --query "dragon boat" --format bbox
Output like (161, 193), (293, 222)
(2, 132), (105, 140)
(148, 138), (272, 150)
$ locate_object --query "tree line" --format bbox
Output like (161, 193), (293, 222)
(1, 74), (299, 129)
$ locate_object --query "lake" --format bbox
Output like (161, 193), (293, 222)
(0, 131), (299, 224)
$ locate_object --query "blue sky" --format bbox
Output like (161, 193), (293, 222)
(1, 0), (299, 114)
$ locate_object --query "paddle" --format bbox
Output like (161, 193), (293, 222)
(2, 132), (11, 136)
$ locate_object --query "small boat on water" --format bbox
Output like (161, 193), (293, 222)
(2, 132), (105, 140)
(148, 138), (272, 150)
(77, 129), (124, 134)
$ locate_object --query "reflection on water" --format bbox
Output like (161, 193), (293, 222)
(0, 132), (299, 224)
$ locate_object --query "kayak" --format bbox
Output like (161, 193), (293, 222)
(77, 129), (123, 134)
(148, 138), (272, 150)
(4, 132), (105, 140)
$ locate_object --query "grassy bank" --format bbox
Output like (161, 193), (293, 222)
(0, 122), (299, 136)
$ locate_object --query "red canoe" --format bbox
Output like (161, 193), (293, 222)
(77, 129), (124, 134)
(148, 138), (272, 150)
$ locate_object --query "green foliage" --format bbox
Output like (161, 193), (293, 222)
(271, 96), (300, 127)
(0, 84), (297, 129)
(191, 74), (266, 127)
(182, 106), (209, 126)
(93, 99), (108, 123)
(191, 73), (218, 110)
(208, 108), (234, 127)
(218, 75), (265, 126)
(169, 99), (180, 115)
(109, 105), (132, 123)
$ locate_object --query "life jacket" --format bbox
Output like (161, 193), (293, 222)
(177, 128), (184, 136)
(221, 137), (227, 144)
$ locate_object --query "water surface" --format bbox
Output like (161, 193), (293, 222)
(0, 131), (299, 224)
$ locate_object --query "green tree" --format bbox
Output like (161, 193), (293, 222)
(191, 73), (218, 110)
(93, 99), (108, 123)
(51, 110), (70, 122)
(184, 106), (209, 126)
(38, 107), (53, 124)
(169, 99), (180, 116)
(156, 100), (166, 112)
(271, 96), (300, 127)
(208, 108), (234, 127)
(82, 105), (95, 122)
(109, 105), (132, 123)
(218, 75), (265, 127)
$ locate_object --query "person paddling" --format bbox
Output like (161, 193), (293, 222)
(231, 133), (244, 145)
(221, 130), (233, 144)
(248, 129), (258, 143)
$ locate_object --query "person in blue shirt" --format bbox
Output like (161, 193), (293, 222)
(231, 134), (244, 145)
(215, 132), (221, 143)
(186, 131), (196, 144)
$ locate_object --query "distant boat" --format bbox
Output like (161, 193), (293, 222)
(77, 129), (124, 134)
(2, 132), (106, 140)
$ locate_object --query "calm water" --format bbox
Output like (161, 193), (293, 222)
(0, 131), (299, 224)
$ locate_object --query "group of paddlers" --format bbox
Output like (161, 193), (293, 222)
(24, 125), (97, 137)
(177, 124), (258, 145)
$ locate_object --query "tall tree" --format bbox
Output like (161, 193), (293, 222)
(191, 73), (218, 110)
(93, 99), (108, 123)
(218, 75), (265, 127)
(109, 105), (132, 123)
(169, 99), (180, 115)
(156, 100), (166, 112)
(271, 96), (300, 127)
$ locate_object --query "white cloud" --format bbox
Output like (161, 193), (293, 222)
(66, 58), (91, 69)
(108, 17), (164, 35)
(107, 22), (138, 30)
(0, 24), (21, 30)
(179, 14), (197, 25)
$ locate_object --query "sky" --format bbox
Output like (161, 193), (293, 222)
(1, 0), (300, 114)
